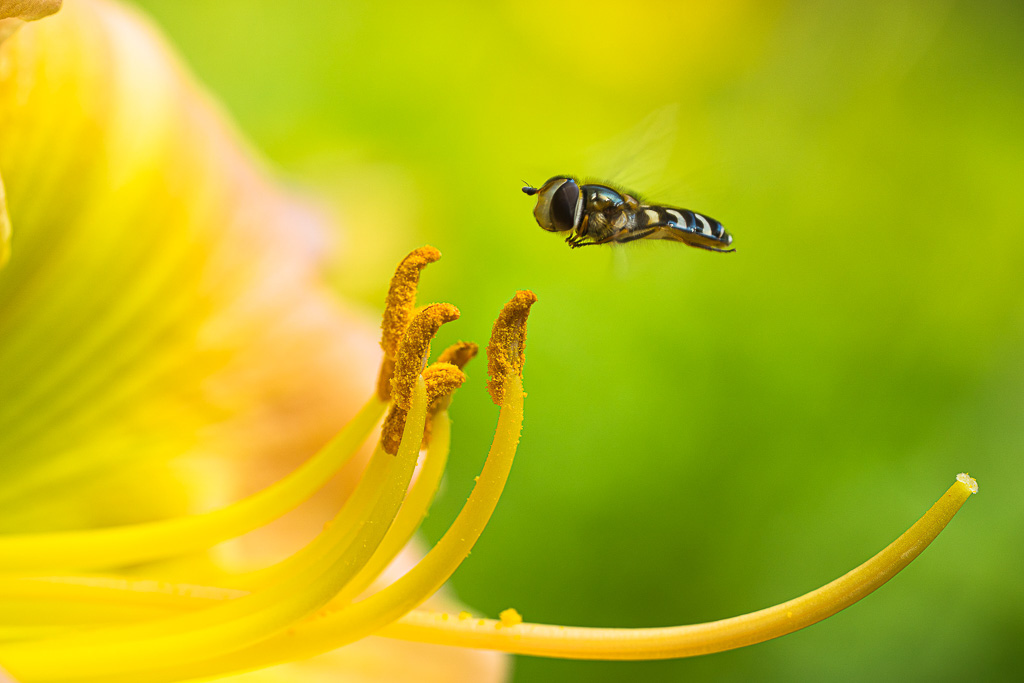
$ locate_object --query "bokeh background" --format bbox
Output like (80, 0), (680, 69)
(131, 1), (1022, 681)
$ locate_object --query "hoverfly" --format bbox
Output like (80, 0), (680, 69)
(522, 176), (734, 253)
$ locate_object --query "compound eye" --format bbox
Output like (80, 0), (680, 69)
(549, 180), (579, 231)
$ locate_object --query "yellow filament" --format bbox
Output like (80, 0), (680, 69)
(237, 431), (398, 589)
(382, 474), (979, 659)
(2, 415), (448, 620)
(0, 381), (429, 682)
(0, 576), (241, 612)
(238, 408), (448, 592)
(65, 375), (525, 683)
(0, 397), (386, 574)
(28, 290), (539, 680)
(0, 625), (70, 643)
(0, 413), (447, 621)
(333, 409), (452, 604)
(0, 443), (976, 677)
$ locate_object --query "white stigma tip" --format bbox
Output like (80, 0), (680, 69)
(956, 472), (978, 494)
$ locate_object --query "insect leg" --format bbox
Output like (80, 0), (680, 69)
(615, 227), (657, 244)
(568, 228), (629, 248)
(565, 228), (599, 248)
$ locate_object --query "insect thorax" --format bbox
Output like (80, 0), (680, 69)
(578, 185), (642, 240)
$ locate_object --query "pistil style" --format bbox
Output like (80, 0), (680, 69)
(384, 474), (979, 659)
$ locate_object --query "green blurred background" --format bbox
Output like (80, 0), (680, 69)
(133, 1), (1023, 681)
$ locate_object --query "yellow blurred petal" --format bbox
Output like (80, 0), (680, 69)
(0, 0), (378, 540)
(221, 635), (507, 683)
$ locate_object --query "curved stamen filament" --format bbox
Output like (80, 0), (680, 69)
(0, 470), (978, 654)
(235, 405), (450, 593)
(0, 435), (976, 680)
(0, 396), (386, 574)
(0, 272), (976, 683)
(382, 474), (978, 660)
(0, 381), (430, 682)
(334, 408), (453, 604)
(85, 291), (536, 680)
(0, 412), (450, 625)
(100, 373), (528, 683)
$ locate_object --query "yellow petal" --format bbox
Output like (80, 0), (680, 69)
(221, 634), (507, 683)
(0, 0), (378, 541)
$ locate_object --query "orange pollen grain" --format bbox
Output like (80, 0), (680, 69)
(499, 608), (523, 627)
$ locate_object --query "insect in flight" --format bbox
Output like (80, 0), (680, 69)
(522, 176), (734, 252)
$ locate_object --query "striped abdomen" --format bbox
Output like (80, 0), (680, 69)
(641, 204), (733, 251)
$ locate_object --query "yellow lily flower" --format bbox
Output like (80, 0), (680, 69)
(0, 2), (978, 682)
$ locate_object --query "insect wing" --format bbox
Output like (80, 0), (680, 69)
(582, 104), (679, 200)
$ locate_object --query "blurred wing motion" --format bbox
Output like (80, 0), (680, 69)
(582, 104), (679, 200)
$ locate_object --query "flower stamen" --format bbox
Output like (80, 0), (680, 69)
(391, 302), (460, 410)
(380, 303), (460, 454)
(376, 246), (442, 401)
(422, 360), (467, 446)
(0, 397), (386, 574)
(437, 340), (478, 369)
(486, 290), (536, 405)
(0, 273), (978, 682)
(421, 341), (477, 448)
(58, 292), (538, 680)
(217, 292), (537, 668)
(333, 403), (455, 603)
(381, 360), (466, 455)
(0, 380), (432, 682)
